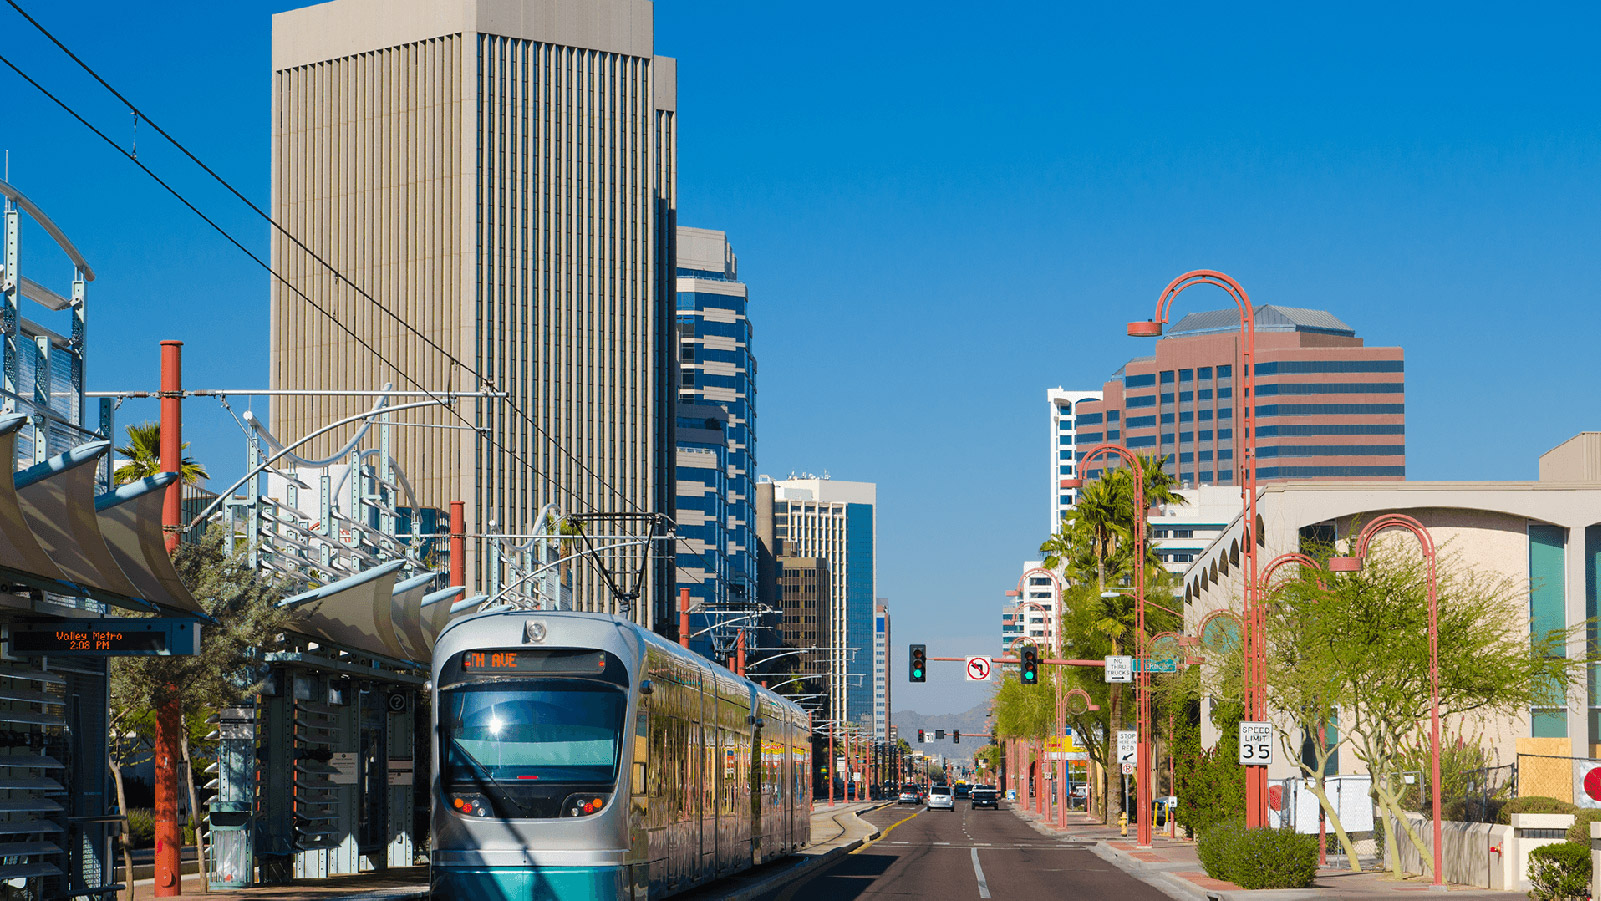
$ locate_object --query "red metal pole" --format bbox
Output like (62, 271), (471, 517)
(1134, 456), (1153, 847)
(678, 588), (691, 649)
(828, 728), (835, 807)
(159, 340), (183, 553)
(448, 501), (466, 588)
(1427, 547), (1443, 886)
(1141, 271), (1262, 828)
(155, 341), (183, 897)
(736, 629), (746, 677)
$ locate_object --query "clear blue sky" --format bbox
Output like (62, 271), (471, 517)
(4, 1), (1600, 714)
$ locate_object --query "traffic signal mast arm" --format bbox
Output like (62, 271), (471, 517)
(926, 655), (1106, 667)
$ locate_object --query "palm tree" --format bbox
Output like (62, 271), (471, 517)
(113, 422), (209, 486)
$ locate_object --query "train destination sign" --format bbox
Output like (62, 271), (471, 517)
(8, 618), (201, 657)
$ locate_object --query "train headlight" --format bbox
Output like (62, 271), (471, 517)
(450, 792), (493, 818)
(561, 792), (611, 817)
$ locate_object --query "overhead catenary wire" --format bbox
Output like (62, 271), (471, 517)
(0, 0), (645, 514)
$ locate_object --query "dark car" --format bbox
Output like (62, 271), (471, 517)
(954, 783), (971, 799)
(970, 785), (999, 809)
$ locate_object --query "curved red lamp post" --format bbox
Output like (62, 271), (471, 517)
(1128, 270), (1264, 826)
(1328, 514), (1442, 888)
(1062, 443), (1152, 845)
(1013, 567), (1072, 827)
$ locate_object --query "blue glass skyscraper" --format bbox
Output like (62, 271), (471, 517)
(674, 227), (757, 662)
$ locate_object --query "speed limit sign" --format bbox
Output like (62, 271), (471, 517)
(1238, 722), (1272, 766)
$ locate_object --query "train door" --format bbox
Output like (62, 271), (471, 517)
(748, 687), (762, 865)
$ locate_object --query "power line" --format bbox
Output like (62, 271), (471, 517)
(1, 0), (645, 514)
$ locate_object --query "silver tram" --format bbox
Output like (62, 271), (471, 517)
(430, 610), (813, 899)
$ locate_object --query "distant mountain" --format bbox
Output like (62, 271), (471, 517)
(891, 699), (993, 761)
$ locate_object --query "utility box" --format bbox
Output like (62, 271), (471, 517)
(206, 707), (257, 890)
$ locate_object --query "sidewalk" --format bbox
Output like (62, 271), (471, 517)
(1009, 804), (1522, 900)
(679, 799), (890, 900)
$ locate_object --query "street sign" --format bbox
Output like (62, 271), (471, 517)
(1134, 658), (1178, 674)
(1238, 722), (1273, 766)
(1105, 655), (1133, 683)
(1116, 729), (1137, 765)
(965, 656), (993, 681)
(836, 756), (846, 770)
(1121, 762), (1135, 775)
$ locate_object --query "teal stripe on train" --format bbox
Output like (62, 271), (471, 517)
(431, 865), (624, 899)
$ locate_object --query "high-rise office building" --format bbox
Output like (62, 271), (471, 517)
(872, 602), (891, 740)
(769, 478), (876, 731)
(1076, 305), (1404, 486)
(675, 227), (758, 658)
(1047, 388), (1103, 531)
(268, 0), (679, 625)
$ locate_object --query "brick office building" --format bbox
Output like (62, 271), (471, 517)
(1072, 305), (1404, 487)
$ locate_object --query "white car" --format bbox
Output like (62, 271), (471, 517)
(927, 784), (955, 810)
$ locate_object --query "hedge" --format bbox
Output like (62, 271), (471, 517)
(1196, 817), (1319, 890)
(1495, 795), (1577, 825)
(1527, 840), (1590, 901)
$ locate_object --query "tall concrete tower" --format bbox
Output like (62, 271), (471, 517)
(268, 0), (678, 624)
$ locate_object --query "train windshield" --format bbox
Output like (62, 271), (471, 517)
(442, 681), (626, 784)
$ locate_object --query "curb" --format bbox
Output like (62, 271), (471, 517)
(713, 802), (890, 901)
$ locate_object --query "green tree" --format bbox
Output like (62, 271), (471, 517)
(113, 421), (209, 486)
(109, 530), (290, 881)
(1265, 540), (1588, 880)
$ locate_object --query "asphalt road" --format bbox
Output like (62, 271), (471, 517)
(749, 800), (1173, 901)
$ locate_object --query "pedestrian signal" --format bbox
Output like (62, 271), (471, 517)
(1021, 646), (1039, 685)
(909, 644), (927, 682)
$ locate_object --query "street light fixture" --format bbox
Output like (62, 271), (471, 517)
(1128, 269), (1265, 827)
(1327, 513), (1444, 890)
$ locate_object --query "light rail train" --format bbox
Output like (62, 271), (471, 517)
(430, 610), (813, 899)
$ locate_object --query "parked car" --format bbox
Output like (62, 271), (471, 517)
(897, 783), (924, 805)
(928, 783), (955, 811)
(970, 785), (999, 809)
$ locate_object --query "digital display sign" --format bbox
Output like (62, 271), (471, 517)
(461, 649), (607, 673)
(9, 619), (200, 656)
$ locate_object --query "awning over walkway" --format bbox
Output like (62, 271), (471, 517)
(0, 414), (204, 615)
(279, 563), (470, 665)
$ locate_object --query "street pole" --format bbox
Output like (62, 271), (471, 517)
(1131, 270), (1262, 828)
(449, 501), (466, 588)
(155, 341), (183, 897)
(1063, 445), (1149, 845)
(679, 588), (691, 649)
(828, 727), (835, 807)
(1329, 515), (1443, 888)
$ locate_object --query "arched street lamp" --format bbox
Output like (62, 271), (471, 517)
(1061, 443), (1154, 845)
(1327, 514), (1443, 889)
(1127, 270), (1266, 826)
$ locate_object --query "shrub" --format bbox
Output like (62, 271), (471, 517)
(1567, 808), (1601, 844)
(1495, 796), (1577, 825)
(1196, 817), (1319, 889)
(124, 809), (155, 848)
(1527, 840), (1590, 901)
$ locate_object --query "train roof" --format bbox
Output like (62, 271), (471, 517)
(437, 609), (810, 719)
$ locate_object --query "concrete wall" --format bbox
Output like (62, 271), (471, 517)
(1395, 812), (1572, 891)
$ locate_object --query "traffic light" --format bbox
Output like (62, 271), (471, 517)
(909, 644), (927, 682)
(954, 730), (961, 744)
(917, 729), (925, 743)
(935, 730), (945, 740)
(1021, 646), (1039, 685)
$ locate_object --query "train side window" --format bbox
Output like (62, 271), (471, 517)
(633, 760), (647, 796)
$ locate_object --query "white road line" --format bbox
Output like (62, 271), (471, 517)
(971, 846), (991, 899)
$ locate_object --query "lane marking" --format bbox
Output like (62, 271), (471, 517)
(848, 808), (924, 855)
(971, 847), (991, 899)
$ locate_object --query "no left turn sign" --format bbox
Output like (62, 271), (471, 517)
(965, 656), (992, 681)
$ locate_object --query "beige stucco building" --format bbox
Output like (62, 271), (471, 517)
(1183, 433), (1601, 794)
(268, 0), (678, 623)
